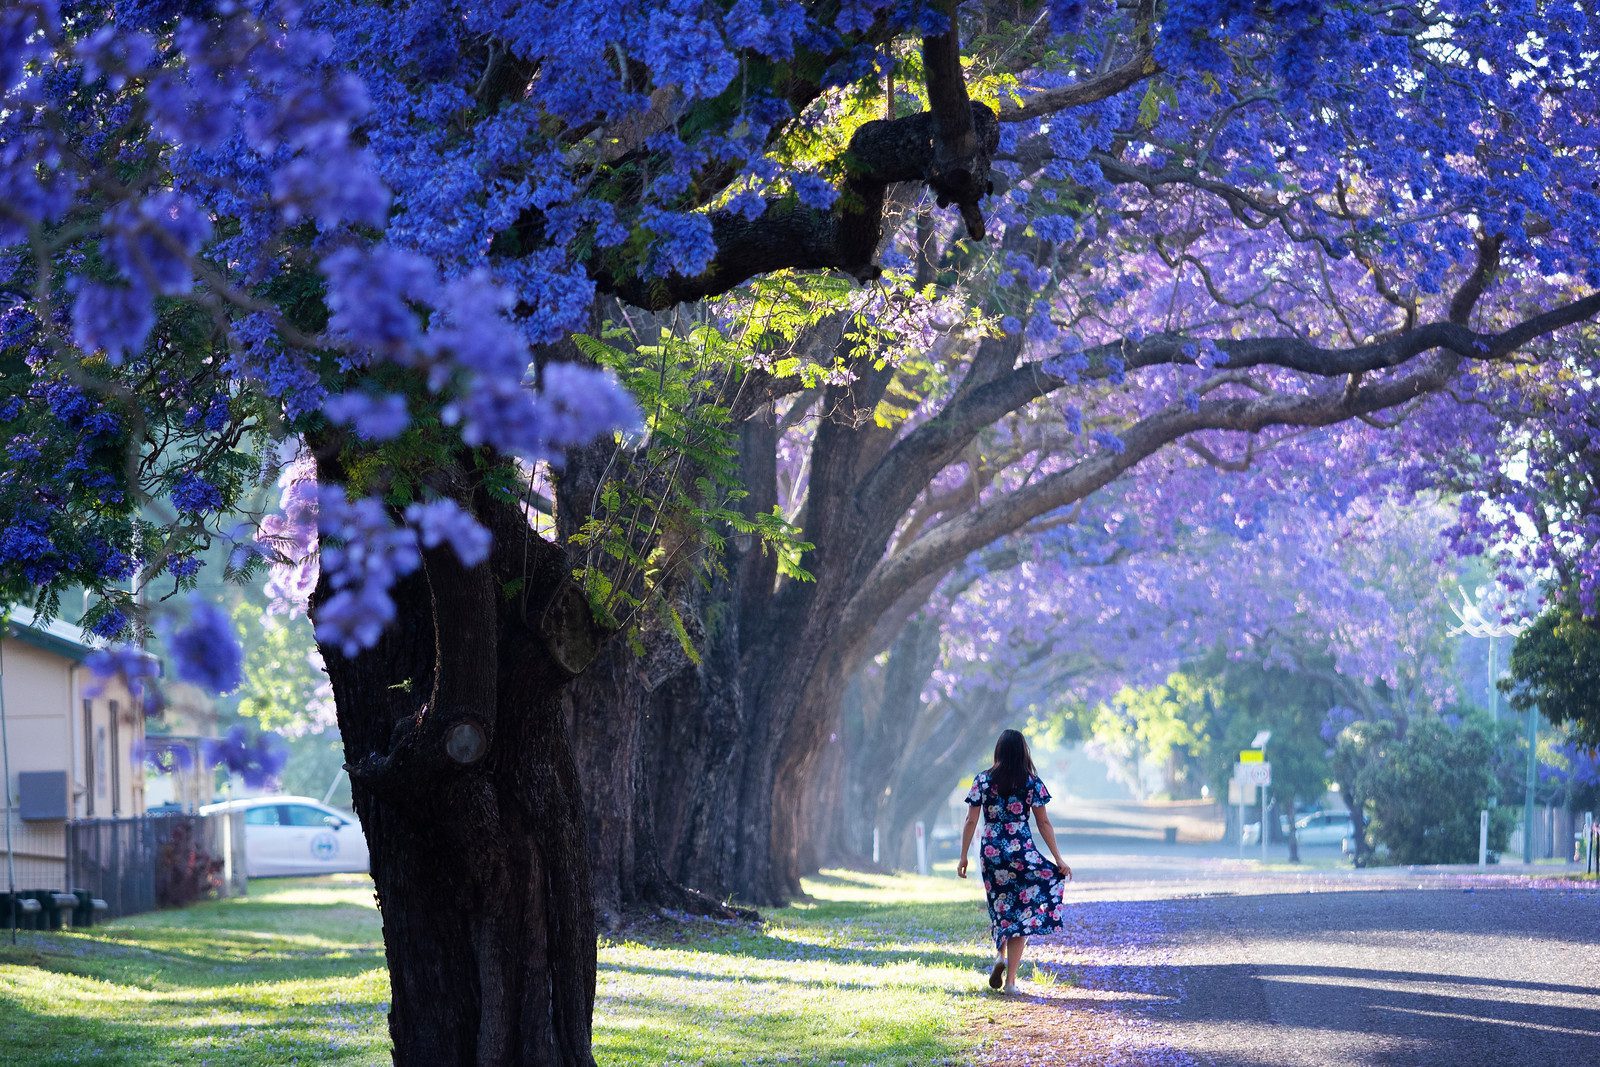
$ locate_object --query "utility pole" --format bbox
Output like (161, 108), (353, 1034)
(1450, 586), (1532, 861)
(1523, 703), (1538, 865)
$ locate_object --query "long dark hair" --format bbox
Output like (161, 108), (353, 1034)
(987, 729), (1035, 798)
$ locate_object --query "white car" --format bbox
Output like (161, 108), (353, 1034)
(1295, 810), (1354, 847)
(200, 795), (370, 877)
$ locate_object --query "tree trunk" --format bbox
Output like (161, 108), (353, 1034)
(317, 505), (600, 1066)
(647, 573), (753, 900)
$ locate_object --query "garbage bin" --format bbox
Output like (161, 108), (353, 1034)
(71, 890), (109, 928)
(0, 893), (43, 930)
(21, 890), (81, 930)
(1163, 826), (1179, 845)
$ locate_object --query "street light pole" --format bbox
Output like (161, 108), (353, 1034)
(1450, 586), (1533, 861)
(1487, 634), (1497, 722)
(1523, 703), (1538, 865)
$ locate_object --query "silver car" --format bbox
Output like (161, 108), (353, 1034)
(1296, 810), (1355, 847)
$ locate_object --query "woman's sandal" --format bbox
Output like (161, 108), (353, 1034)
(988, 960), (1005, 990)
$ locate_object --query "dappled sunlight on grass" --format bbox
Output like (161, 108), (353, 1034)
(0, 869), (995, 1065)
(594, 869), (992, 1066)
(0, 875), (389, 1065)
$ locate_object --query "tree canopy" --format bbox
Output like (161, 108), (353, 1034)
(5, 2), (1600, 1063)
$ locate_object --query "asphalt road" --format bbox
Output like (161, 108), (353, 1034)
(976, 817), (1600, 1066)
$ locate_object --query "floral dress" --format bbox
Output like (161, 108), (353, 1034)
(965, 770), (1067, 950)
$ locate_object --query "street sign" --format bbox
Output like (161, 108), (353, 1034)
(1236, 762), (1272, 787)
(1239, 749), (1265, 764)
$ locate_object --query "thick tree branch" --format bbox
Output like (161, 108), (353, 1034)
(922, 5), (988, 238)
(597, 103), (1000, 310)
(840, 358), (1464, 646)
(996, 50), (1159, 122)
(853, 287), (1600, 536)
(837, 285), (1600, 647)
(1449, 234), (1504, 325)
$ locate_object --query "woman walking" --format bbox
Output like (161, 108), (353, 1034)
(957, 729), (1072, 993)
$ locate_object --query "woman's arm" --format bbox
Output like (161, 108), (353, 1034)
(1034, 807), (1073, 881)
(956, 804), (981, 879)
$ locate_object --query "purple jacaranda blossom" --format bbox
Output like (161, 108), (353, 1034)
(101, 190), (212, 296)
(323, 391), (409, 441)
(314, 486), (421, 657)
(202, 724), (290, 790)
(85, 644), (159, 701)
(405, 499), (491, 567)
(164, 599), (243, 694)
(171, 471), (224, 514)
(139, 738), (194, 774)
(69, 279), (154, 363)
(321, 244), (437, 358)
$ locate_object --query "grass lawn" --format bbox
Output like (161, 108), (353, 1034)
(0, 869), (999, 1065)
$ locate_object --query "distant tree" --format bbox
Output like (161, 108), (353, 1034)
(1503, 598), (1600, 749)
(1192, 646), (1337, 862)
(1356, 715), (1518, 866)
(229, 602), (347, 805)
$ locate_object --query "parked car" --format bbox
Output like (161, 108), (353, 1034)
(1242, 809), (1354, 848)
(199, 796), (369, 878)
(1294, 810), (1354, 847)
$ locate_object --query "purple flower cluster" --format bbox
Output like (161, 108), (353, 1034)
(170, 472), (224, 515)
(258, 457), (320, 614)
(323, 391), (410, 442)
(164, 599), (244, 694)
(202, 724), (290, 790)
(313, 487), (421, 656)
(319, 245), (638, 468)
(404, 500), (491, 567)
(85, 645), (160, 704)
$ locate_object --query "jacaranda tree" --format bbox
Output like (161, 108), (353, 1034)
(5, 1), (1600, 1063)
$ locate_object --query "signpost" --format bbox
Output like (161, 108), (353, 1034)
(1233, 756), (1272, 860)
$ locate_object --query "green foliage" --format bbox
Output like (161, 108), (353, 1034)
(230, 601), (334, 735)
(1179, 642), (1348, 822)
(224, 601), (347, 805)
(569, 327), (813, 643)
(1083, 676), (1211, 799)
(1352, 715), (1519, 865)
(1503, 597), (1600, 747)
(741, 273), (859, 367)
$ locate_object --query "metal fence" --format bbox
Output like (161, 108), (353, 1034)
(64, 811), (247, 919)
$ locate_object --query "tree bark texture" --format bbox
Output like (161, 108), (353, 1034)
(316, 481), (600, 1067)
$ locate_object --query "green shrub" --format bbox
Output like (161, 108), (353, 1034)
(1359, 715), (1516, 865)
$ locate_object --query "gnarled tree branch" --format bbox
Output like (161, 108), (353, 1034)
(596, 103), (1000, 310)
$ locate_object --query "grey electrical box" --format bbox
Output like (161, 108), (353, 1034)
(18, 771), (69, 821)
